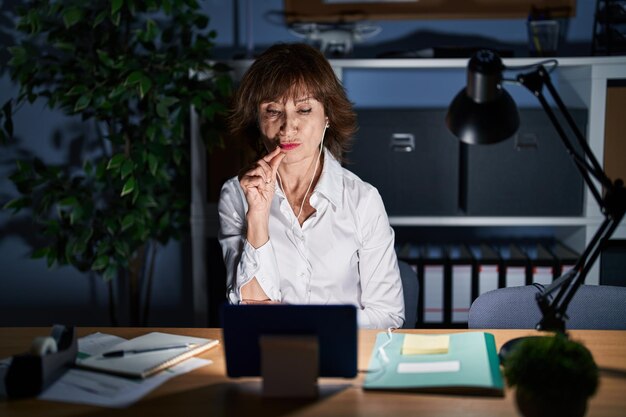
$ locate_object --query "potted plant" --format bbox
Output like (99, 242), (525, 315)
(0, 0), (231, 325)
(503, 334), (599, 417)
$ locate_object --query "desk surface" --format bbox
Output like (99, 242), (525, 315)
(1, 328), (625, 417)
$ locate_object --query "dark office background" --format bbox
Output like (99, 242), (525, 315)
(0, 0), (603, 326)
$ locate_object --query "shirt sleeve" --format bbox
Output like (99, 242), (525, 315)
(356, 188), (405, 329)
(217, 178), (282, 304)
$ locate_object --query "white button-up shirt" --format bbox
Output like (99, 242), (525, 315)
(218, 149), (404, 329)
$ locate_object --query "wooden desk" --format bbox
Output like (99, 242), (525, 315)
(1, 328), (625, 416)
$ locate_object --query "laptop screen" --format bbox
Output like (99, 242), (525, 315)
(221, 304), (358, 378)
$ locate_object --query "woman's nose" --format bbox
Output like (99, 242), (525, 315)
(280, 115), (297, 137)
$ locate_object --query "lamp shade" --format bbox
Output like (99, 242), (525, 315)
(446, 50), (520, 145)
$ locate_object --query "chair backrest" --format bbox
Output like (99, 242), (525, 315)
(398, 260), (419, 329)
(468, 284), (626, 330)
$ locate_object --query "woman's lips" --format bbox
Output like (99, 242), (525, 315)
(279, 142), (300, 151)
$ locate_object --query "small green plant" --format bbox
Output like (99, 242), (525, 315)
(504, 334), (598, 417)
(1, 0), (231, 324)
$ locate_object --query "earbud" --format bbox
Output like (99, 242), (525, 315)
(325, 118), (329, 129)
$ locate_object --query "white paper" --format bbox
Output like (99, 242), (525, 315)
(397, 360), (461, 374)
(38, 357), (210, 408)
(77, 332), (127, 356)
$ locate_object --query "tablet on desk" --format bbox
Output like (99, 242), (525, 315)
(221, 304), (358, 378)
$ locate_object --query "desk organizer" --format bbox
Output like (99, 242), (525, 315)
(5, 325), (77, 398)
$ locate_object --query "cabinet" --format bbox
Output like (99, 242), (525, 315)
(192, 56), (626, 324)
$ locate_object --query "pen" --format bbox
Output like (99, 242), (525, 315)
(101, 343), (197, 358)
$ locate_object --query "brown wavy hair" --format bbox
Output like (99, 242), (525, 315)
(228, 43), (356, 162)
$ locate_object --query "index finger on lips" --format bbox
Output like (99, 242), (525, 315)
(269, 151), (286, 176)
(262, 146), (281, 163)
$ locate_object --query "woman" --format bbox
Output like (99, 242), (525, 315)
(218, 43), (404, 329)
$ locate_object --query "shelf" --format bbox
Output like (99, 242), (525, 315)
(226, 56), (626, 72)
(388, 216), (603, 227)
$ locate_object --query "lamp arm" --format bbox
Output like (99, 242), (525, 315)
(541, 69), (612, 189)
(515, 65), (626, 332)
(536, 216), (619, 332)
(516, 67), (610, 208)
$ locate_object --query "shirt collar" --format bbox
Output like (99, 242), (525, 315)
(314, 147), (344, 209)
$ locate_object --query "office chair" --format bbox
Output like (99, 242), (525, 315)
(468, 284), (626, 330)
(398, 260), (419, 329)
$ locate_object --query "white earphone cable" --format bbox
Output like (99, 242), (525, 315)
(277, 122), (328, 224)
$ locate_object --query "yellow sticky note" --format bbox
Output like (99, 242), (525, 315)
(402, 334), (450, 355)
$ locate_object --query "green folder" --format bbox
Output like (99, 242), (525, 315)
(363, 332), (504, 396)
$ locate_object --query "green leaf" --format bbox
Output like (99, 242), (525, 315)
(111, 11), (121, 26)
(158, 212), (170, 230)
(156, 101), (168, 118)
(111, 0), (124, 15)
(120, 159), (133, 179)
(70, 204), (84, 225)
(96, 161), (106, 179)
(163, 0), (173, 14)
(113, 240), (129, 257)
(32, 247), (49, 259)
(74, 94), (92, 112)
(121, 176), (136, 197)
(93, 10), (107, 28)
(137, 194), (158, 208)
(195, 15), (209, 29)
(147, 153), (158, 176)
(54, 42), (75, 52)
(145, 19), (159, 41)
(62, 7), (82, 28)
(139, 76), (152, 99)
(121, 213), (134, 231)
(97, 50), (115, 67)
(107, 153), (125, 170)
(83, 160), (93, 175)
(103, 265), (117, 281)
(104, 218), (117, 235)
(46, 250), (56, 268)
(3, 197), (31, 213)
(73, 229), (91, 254)
(92, 254), (109, 271)
(67, 85), (88, 96)
(58, 196), (78, 207)
(8, 46), (27, 67)
(109, 84), (127, 99)
(125, 70), (143, 85)
(146, 124), (157, 141)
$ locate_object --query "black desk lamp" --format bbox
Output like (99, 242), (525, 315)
(446, 50), (626, 352)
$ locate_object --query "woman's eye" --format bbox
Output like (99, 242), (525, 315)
(266, 109), (281, 117)
(298, 108), (312, 114)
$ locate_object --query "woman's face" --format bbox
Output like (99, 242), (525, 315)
(258, 94), (327, 164)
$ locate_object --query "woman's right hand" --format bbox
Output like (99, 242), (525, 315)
(239, 147), (285, 247)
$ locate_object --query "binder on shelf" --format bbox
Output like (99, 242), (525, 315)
(494, 244), (529, 288)
(446, 244), (474, 324)
(421, 244), (448, 325)
(520, 243), (557, 286)
(468, 244), (501, 298)
(549, 242), (580, 278)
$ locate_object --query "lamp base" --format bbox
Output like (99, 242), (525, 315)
(498, 336), (552, 365)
